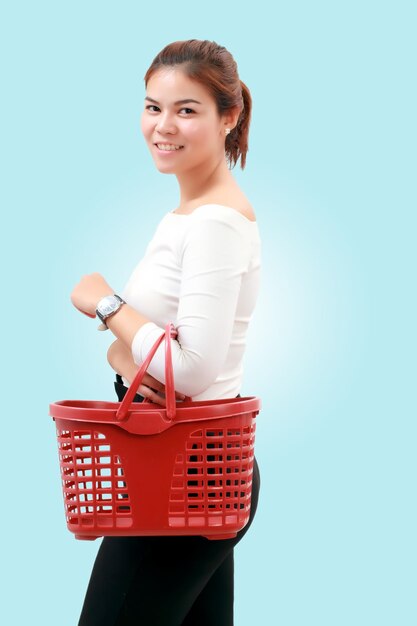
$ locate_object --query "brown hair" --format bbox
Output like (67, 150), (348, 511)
(143, 39), (252, 170)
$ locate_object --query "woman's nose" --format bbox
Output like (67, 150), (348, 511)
(155, 112), (177, 134)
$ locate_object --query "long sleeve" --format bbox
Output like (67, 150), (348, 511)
(129, 212), (254, 398)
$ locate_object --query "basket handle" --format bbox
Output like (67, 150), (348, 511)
(115, 322), (179, 422)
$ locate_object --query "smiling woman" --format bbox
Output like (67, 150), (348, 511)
(141, 68), (237, 183)
(140, 40), (251, 181)
(76, 39), (261, 626)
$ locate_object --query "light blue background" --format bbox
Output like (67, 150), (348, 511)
(1, 1), (415, 624)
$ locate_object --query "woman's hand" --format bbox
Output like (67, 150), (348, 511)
(70, 272), (114, 317)
(108, 339), (186, 406)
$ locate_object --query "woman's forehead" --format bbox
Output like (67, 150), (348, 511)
(146, 68), (211, 103)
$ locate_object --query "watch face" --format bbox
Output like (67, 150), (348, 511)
(100, 296), (118, 315)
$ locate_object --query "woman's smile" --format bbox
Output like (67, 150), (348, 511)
(154, 142), (185, 153)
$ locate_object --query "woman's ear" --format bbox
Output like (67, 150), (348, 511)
(222, 106), (241, 133)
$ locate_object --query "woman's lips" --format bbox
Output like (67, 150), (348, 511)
(154, 143), (184, 154)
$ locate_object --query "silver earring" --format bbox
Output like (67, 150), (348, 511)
(225, 128), (231, 135)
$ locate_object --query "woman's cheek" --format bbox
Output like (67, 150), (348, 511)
(140, 114), (152, 140)
(181, 120), (204, 140)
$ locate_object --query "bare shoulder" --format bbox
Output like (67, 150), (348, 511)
(232, 201), (257, 222)
(176, 191), (257, 221)
(201, 193), (257, 222)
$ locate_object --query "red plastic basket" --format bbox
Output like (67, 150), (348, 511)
(49, 323), (261, 541)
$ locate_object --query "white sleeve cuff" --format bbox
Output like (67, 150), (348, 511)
(131, 321), (165, 365)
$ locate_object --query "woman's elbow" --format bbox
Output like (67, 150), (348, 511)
(107, 342), (115, 366)
(107, 339), (122, 367)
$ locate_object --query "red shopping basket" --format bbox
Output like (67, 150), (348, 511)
(49, 323), (261, 541)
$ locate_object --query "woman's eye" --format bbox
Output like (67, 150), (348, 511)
(145, 105), (195, 115)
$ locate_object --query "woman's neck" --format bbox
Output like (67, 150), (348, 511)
(175, 155), (237, 210)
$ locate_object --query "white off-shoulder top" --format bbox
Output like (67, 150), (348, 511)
(120, 204), (262, 401)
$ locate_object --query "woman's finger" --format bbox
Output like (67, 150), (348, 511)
(138, 385), (166, 407)
(141, 373), (185, 400)
(141, 373), (165, 392)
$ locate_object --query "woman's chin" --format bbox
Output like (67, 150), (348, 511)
(152, 160), (179, 174)
(156, 166), (176, 175)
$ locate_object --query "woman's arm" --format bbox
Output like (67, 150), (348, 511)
(107, 339), (186, 404)
(107, 339), (141, 384)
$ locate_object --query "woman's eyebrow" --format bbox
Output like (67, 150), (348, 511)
(145, 96), (202, 105)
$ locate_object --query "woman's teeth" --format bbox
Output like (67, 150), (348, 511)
(156, 143), (184, 151)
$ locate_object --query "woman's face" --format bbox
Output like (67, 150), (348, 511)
(141, 67), (228, 175)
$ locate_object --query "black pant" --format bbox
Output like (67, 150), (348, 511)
(78, 376), (261, 626)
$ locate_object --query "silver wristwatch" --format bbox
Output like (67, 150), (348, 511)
(96, 294), (126, 328)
